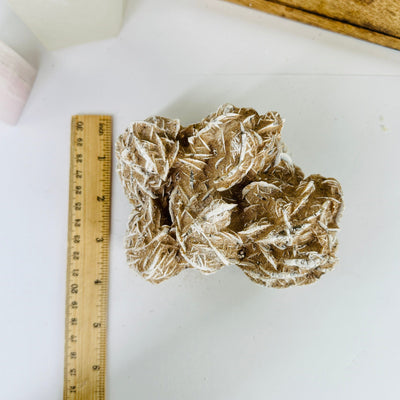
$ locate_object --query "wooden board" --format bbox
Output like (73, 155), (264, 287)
(64, 115), (112, 400)
(224, 0), (400, 50)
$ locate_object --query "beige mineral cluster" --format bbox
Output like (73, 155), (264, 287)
(116, 104), (343, 288)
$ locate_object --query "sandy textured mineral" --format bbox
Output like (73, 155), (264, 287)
(116, 104), (343, 288)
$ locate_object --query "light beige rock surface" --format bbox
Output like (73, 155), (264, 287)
(116, 104), (343, 287)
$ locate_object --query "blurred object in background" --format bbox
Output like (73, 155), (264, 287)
(0, 1), (43, 69)
(7, 0), (126, 50)
(0, 40), (37, 125)
(224, 0), (400, 51)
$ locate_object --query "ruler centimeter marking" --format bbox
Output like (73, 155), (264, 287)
(64, 115), (112, 400)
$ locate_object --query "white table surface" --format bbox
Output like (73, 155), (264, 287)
(1, 1), (400, 399)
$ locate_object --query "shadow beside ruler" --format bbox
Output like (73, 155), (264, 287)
(223, 0), (400, 51)
(64, 115), (112, 400)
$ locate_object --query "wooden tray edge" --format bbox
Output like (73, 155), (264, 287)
(224, 0), (400, 51)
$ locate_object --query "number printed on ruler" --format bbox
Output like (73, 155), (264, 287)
(64, 115), (112, 400)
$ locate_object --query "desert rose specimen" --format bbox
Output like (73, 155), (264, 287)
(116, 104), (343, 288)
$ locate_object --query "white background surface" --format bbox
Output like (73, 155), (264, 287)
(1, 1), (400, 399)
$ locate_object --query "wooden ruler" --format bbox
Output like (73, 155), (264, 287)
(64, 115), (112, 400)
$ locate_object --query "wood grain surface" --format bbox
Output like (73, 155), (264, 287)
(224, 0), (400, 50)
(64, 115), (112, 400)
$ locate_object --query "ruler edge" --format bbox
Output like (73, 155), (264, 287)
(63, 116), (77, 399)
(63, 114), (113, 399)
(223, 0), (400, 51)
(97, 115), (112, 400)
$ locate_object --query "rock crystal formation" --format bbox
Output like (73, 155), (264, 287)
(116, 104), (343, 288)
